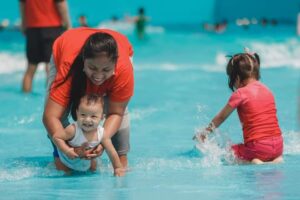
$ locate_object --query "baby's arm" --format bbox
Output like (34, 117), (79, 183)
(101, 138), (125, 176)
(52, 124), (78, 159)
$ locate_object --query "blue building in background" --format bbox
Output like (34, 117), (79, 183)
(1, 0), (300, 26)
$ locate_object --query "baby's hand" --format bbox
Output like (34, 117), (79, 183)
(65, 148), (79, 159)
(114, 167), (126, 177)
(74, 145), (86, 158)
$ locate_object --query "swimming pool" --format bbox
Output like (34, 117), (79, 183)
(0, 25), (300, 199)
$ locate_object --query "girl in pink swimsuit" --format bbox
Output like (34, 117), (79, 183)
(194, 51), (283, 164)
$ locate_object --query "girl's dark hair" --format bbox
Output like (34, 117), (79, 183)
(226, 53), (260, 91)
(54, 32), (118, 120)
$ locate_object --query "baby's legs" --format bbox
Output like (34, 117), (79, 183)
(54, 157), (72, 174)
(90, 159), (97, 171)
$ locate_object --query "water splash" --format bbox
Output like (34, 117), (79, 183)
(283, 130), (300, 155)
(194, 129), (236, 167)
(0, 158), (63, 181)
(130, 107), (158, 120)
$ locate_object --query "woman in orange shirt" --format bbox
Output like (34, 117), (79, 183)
(43, 27), (134, 171)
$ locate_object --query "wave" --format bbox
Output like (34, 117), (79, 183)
(0, 52), (25, 73)
(97, 21), (165, 34)
(1, 38), (300, 74)
(283, 131), (300, 155)
(215, 38), (300, 70)
(130, 107), (158, 120)
(0, 157), (63, 181)
(0, 51), (48, 74)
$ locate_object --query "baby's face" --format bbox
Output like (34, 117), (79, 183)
(76, 101), (103, 133)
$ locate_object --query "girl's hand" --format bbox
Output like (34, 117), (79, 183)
(114, 167), (126, 177)
(193, 129), (210, 142)
(65, 148), (79, 159)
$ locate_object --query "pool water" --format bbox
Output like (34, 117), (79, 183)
(0, 25), (300, 199)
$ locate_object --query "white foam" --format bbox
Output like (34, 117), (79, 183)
(283, 131), (300, 155)
(0, 162), (64, 181)
(134, 157), (203, 171)
(0, 52), (25, 73)
(251, 40), (300, 68)
(194, 131), (235, 167)
(212, 39), (300, 71)
(130, 107), (158, 120)
(0, 168), (35, 181)
(0, 51), (48, 74)
(97, 21), (164, 34)
(134, 62), (204, 71)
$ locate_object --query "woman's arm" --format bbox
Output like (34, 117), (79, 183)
(43, 98), (78, 158)
(52, 124), (79, 159)
(101, 138), (125, 176)
(103, 100), (129, 138)
(88, 100), (128, 158)
(43, 98), (66, 137)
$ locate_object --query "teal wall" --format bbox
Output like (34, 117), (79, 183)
(1, 0), (299, 25)
(214, 0), (300, 23)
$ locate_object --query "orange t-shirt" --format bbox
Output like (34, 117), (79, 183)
(21, 0), (63, 27)
(50, 28), (134, 107)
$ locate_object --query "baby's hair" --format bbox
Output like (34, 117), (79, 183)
(226, 53), (260, 91)
(71, 93), (104, 120)
(80, 93), (104, 107)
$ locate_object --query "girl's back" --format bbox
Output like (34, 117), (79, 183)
(229, 81), (281, 143)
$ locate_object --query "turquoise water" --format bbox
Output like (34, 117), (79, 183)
(1, 25), (300, 199)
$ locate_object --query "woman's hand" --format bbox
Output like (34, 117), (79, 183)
(65, 148), (79, 159)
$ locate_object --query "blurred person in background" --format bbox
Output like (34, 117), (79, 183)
(126, 7), (149, 40)
(134, 7), (148, 40)
(19, 0), (72, 93)
(78, 15), (89, 27)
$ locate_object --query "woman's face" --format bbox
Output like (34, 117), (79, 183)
(83, 55), (115, 85)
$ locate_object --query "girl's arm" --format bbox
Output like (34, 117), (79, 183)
(195, 104), (235, 141)
(43, 98), (78, 159)
(101, 138), (125, 177)
(209, 103), (235, 131)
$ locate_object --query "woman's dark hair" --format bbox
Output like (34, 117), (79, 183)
(54, 32), (118, 120)
(226, 53), (260, 91)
